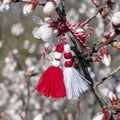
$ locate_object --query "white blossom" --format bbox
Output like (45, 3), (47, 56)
(33, 114), (43, 120)
(11, 23), (24, 36)
(32, 24), (54, 42)
(111, 12), (120, 26)
(3, 0), (11, 4)
(101, 54), (111, 67)
(0, 3), (9, 12)
(92, 113), (104, 120)
(23, 4), (33, 16)
(43, 1), (56, 14)
(28, 43), (36, 53)
(23, 40), (30, 49)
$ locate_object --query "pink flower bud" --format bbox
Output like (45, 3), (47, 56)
(92, 53), (101, 62)
(102, 109), (111, 120)
(101, 54), (111, 67)
(31, 0), (38, 7)
(108, 91), (119, 108)
(92, 110), (111, 120)
(23, 0), (38, 16)
(100, 46), (111, 67)
(100, 33), (111, 44)
(91, 0), (100, 6)
(112, 41), (120, 52)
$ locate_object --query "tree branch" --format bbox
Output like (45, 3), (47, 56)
(94, 66), (120, 105)
(85, 0), (110, 23)
(101, 66), (120, 82)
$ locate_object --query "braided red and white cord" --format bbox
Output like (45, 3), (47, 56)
(54, 9), (93, 50)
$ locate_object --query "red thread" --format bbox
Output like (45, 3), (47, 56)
(66, 21), (93, 50)
(41, 45), (48, 58)
(36, 43), (66, 98)
(36, 66), (66, 98)
(54, 9), (93, 50)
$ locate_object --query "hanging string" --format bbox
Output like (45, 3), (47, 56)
(41, 44), (48, 58)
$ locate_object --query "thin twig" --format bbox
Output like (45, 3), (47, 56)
(88, 33), (119, 56)
(85, 0), (109, 23)
(94, 66), (120, 88)
(85, 11), (99, 23)
(24, 75), (31, 119)
(101, 66), (120, 81)
(94, 66), (120, 106)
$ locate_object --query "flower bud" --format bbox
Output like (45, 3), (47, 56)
(33, 114), (43, 120)
(100, 33), (111, 44)
(92, 53), (101, 62)
(108, 91), (119, 108)
(101, 54), (111, 67)
(92, 110), (111, 120)
(103, 109), (111, 120)
(92, 112), (104, 120)
(91, 0), (100, 6)
(23, 0), (38, 16)
(112, 41), (120, 52)
(54, 0), (60, 6)
(100, 9), (109, 20)
(23, 4), (33, 16)
(76, 28), (84, 34)
(100, 46), (111, 67)
(0, 3), (9, 12)
(3, 0), (11, 4)
(43, 1), (56, 14)
(111, 12), (120, 28)
(31, 0), (38, 7)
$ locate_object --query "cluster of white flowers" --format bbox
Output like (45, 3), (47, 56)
(11, 23), (24, 37)
(0, 0), (12, 12)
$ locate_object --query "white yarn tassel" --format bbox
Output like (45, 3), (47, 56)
(64, 67), (88, 99)
(63, 44), (88, 99)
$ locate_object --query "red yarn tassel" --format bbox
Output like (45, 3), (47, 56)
(36, 43), (66, 98)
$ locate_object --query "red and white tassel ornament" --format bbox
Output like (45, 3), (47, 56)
(36, 43), (66, 98)
(63, 44), (88, 99)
